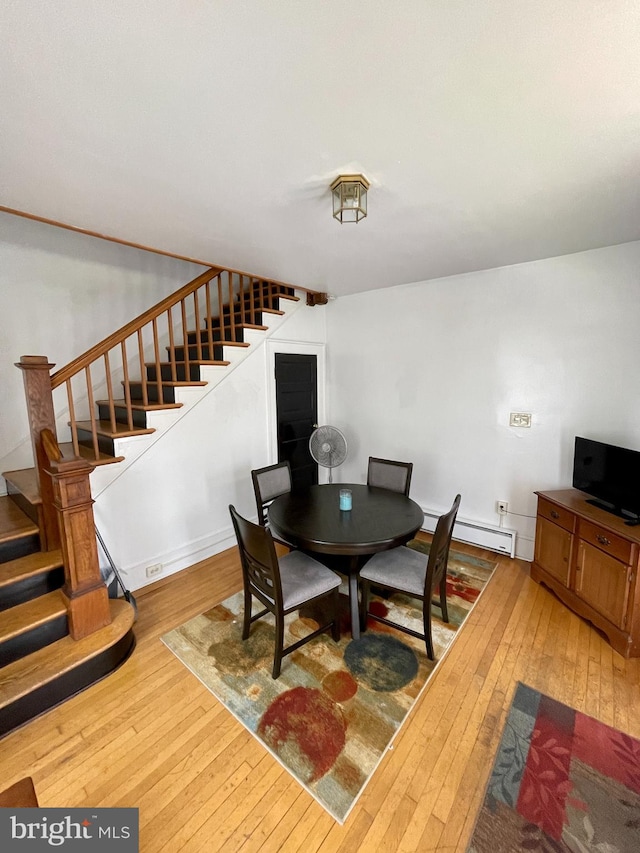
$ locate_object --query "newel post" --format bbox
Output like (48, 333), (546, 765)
(16, 355), (61, 551)
(41, 430), (111, 639)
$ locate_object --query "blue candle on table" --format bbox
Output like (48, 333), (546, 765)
(339, 489), (352, 511)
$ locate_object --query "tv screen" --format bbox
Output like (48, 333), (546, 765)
(573, 437), (640, 522)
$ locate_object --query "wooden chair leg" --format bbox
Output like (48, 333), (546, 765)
(423, 603), (435, 661)
(360, 579), (370, 632)
(439, 577), (449, 623)
(331, 587), (340, 642)
(272, 611), (284, 678)
(242, 586), (252, 640)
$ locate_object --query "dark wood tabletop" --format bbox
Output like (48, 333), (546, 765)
(269, 483), (424, 638)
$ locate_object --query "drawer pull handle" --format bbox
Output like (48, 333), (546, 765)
(550, 510), (560, 519)
(596, 534), (611, 546)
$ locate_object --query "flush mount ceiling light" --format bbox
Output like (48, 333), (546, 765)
(330, 174), (370, 223)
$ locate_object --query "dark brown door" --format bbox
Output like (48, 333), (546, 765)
(275, 353), (318, 489)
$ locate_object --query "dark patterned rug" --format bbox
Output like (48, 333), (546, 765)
(467, 682), (640, 852)
(162, 545), (496, 823)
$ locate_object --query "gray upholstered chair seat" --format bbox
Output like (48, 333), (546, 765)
(275, 550), (342, 610)
(360, 545), (426, 597)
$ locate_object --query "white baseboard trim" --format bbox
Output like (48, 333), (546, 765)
(421, 506), (517, 558)
(116, 524), (239, 592)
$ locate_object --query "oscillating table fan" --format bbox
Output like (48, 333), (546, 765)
(309, 425), (347, 483)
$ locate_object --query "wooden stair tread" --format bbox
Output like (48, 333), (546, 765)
(0, 590), (67, 643)
(3, 469), (41, 504)
(0, 549), (63, 588)
(0, 496), (38, 544)
(74, 421), (155, 438)
(201, 323), (267, 332)
(126, 380), (207, 387)
(173, 340), (250, 349)
(146, 360), (231, 368)
(0, 599), (135, 709)
(95, 399), (183, 412)
(58, 443), (125, 466)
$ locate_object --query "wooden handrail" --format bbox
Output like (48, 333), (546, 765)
(51, 268), (220, 388)
(25, 263), (305, 474)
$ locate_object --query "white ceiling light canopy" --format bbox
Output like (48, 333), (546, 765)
(330, 174), (370, 224)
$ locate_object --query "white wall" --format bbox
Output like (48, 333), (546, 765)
(325, 242), (640, 560)
(0, 212), (206, 480)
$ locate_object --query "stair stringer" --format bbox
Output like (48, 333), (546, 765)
(88, 291), (326, 592)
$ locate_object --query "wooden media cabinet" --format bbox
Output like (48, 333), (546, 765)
(532, 489), (640, 658)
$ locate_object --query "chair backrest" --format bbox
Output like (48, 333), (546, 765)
(367, 457), (413, 496)
(251, 461), (292, 526)
(424, 494), (461, 597)
(229, 505), (283, 609)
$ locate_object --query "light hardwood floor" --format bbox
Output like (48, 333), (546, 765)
(2, 539), (639, 852)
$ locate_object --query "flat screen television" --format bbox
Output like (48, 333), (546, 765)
(572, 436), (640, 524)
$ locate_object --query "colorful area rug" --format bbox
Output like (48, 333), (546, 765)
(162, 544), (496, 823)
(467, 682), (640, 852)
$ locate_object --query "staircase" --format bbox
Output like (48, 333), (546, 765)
(0, 269), (318, 737)
(0, 494), (136, 738)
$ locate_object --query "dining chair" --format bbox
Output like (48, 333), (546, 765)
(367, 456), (413, 496)
(359, 494), (461, 659)
(229, 505), (342, 678)
(251, 460), (293, 546)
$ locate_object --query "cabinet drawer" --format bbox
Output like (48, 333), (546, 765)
(579, 520), (633, 565)
(537, 498), (575, 533)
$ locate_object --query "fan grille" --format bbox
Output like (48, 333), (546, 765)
(309, 426), (347, 481)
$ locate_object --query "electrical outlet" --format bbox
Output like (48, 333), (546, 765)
(497, 501), (508, 515)
(509, 412), (532, 428)
(145, 563), (162, 578)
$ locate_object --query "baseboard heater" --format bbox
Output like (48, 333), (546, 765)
(421, 508), (516, 558)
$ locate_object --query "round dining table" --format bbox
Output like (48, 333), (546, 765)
(268, 483), (424, 638)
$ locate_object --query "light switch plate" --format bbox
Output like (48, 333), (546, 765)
(509, 412), (532, 428)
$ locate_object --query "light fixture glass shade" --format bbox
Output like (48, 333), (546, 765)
(330, 174), (370, 223)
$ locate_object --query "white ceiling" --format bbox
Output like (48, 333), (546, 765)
(2, 1), (639, 297)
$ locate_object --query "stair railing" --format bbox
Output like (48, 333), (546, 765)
(46, 267), (295, 463)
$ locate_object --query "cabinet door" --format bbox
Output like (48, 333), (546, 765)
(535, 517), (572, 585)
(575, 541), (631, 629)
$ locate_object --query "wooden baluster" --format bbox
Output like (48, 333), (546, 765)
(180, 298), (190, 380)
(167, 307), (177, 383)
(249, 277), (256, 325)
(137, 329), (148, 406)
(15, 356), (60, 552)
(193, 291), (202, 361)
(67, 379), (80, 457)
(204, 280), (214, 358)
(239, 275), (246, 327)
(152, 318), (162, 403)
(104, 351), (116, 433)
(228, 270), (235, 341)
(41, 429), (111, 639)
(121, 340), (134, 430)
(217, 275), (226, 341)
(85, 365), (100, 462)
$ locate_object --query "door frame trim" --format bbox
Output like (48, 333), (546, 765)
(266, 340), (326, 481)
